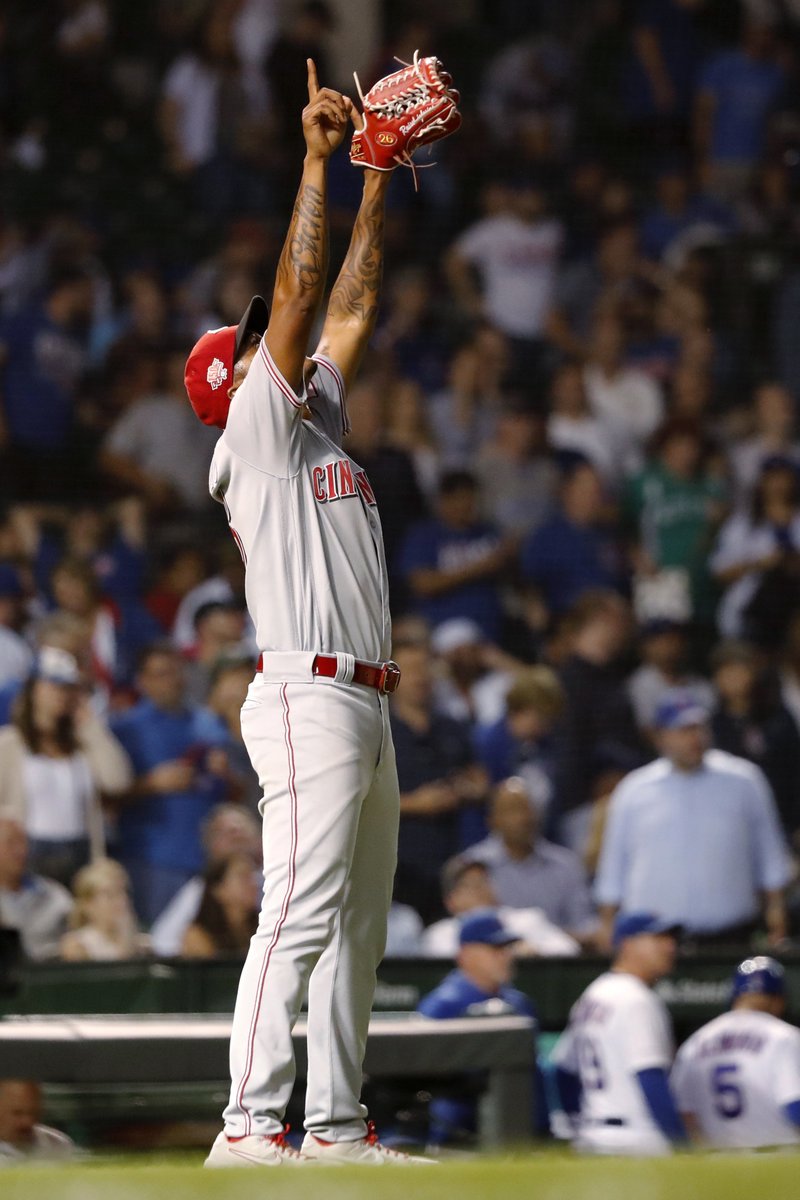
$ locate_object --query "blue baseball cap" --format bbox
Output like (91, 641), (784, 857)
(459, 908), (519, 948)
(653, 688), (711, 730)
(613, 911), (682, 949)
(731, 956), (785, 1001)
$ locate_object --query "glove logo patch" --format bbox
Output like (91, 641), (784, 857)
(376, 132), (398, 146)
(207, 358), (228, 391)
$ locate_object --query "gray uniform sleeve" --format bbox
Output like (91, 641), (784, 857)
(306, 355), (349, 447)
(223, 338), (305, 476)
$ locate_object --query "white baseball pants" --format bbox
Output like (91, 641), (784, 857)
(222, 671), (399, 1142)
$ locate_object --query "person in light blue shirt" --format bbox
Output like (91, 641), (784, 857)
(595, 689), (791, 950)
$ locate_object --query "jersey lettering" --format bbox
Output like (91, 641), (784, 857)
(312, 459), (370, 505)
(712, 1063), (744, 1119)
(355, 470), (377, 507)
(576, 1035), (606, 1090)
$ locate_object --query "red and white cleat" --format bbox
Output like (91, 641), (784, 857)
(204, 1126), (308, 1167)
(300, 1121), (436, 1165)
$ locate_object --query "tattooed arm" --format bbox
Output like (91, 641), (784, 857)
(265, 60), (351, 392)
(314, 168), (391, 392)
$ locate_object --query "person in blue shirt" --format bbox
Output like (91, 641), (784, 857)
(695, 14), (786, 200)
(0, 268), (94, 503)
(111, 643), (232, 925)
(417, 908), (536, 1144)
(521, 459), (625, 619)
(595, 689), (792, 950)
(397, 470), (514, 642)
(639, 161), (734, 263)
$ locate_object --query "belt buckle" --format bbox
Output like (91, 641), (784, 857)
(377, 660), (401, 694)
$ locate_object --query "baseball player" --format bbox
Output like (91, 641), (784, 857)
(551, 912), (686, 1156)
(183, 59), (459, 1168)
(672, 956), (800, 1149)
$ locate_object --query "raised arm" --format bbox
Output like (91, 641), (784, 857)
(314, 166), (391, 392)
(264, 60), (351, 392)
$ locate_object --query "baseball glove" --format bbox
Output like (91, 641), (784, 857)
(350, 51), (461, 184)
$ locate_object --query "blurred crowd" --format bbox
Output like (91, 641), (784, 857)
(4, 0), (800, 962)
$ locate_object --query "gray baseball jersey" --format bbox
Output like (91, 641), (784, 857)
(209, 341), (391, 661)
(208, 339), (401, 1145)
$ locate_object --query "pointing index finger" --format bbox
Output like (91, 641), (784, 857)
(307, 58), (319, 100)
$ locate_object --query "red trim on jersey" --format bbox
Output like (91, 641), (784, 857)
(311, 355), (349, 437)
(260, 341), (303, 410)
(236, 683), (299, 1134)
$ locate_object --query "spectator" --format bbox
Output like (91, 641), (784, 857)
(380, 375), (440, 507)
(462, 776), (598, 945)
(552, 590), (642, 852)
(420, 854), (579, 958)
(0, 563), (33, 690)
(49, 556), (121, 695)
(521, 460), (626, 619)
(694, 10), (786, 202)
(710, 640), (800, 845)
(624, 418), (726, 627)
(110, 643), (233, 925)
(149, 802), (261, 957)
(159, 8), (268, 216)
(546, 363), (617, 484)
(389, 639), (489, 923)
(710, 457), (800, 647)
(99, 347), (221, 514)
(373, 267), (451, 396)
(417, 909), (536, 1144)
(0, 1080), (75, 1163)
(627, 618), (714, 734)
(60, 857), (150, 961)
(638, 162), (733, 264)
(171, 540), (249, 653)
(397, 470), (515, 643)
(428, 326), (510, 471)
(181, 851), (260, 959)
(473, 667), (564, 814)
(445, 181), (563, 379)
(546, 220), (643, 359)
(623, 0), (704, 145)
(341, 373), (427, 607)
(145, 545), (208, 635)
(431, 618), (516, 729)
(0, 817), (72, 961)
(0, 647), (132, 886)
(183, 601), (247, 707)
(475, 403), (558, 539)
(203, 658), (261, 811)
(264, 1), (333, 166)
(583, 313), (664, 472)
(595, 689), (792, 949)
(0, 268), (93, 502)
(728, 382), (800, 507)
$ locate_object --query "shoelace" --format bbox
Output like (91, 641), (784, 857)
(268, 1125), (303, 1158)
(364, 1120), (410, 1158)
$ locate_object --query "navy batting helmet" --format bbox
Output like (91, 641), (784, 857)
(731, 956), (785, 1002)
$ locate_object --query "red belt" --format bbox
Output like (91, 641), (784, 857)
(256, 653), (401, 694)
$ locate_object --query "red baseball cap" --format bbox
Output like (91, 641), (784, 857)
(184, 295), (270, 428)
